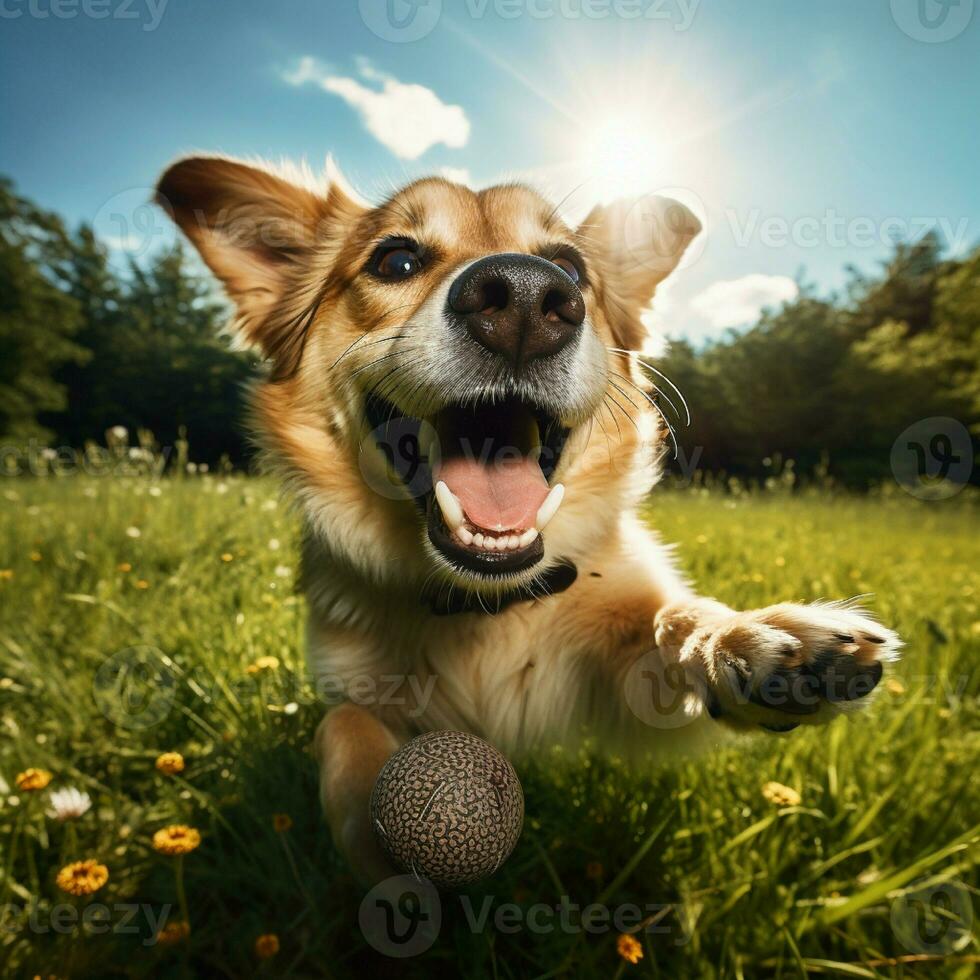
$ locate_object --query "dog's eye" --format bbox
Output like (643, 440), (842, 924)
(371, 241), (424, 280)
(551, 256), (580, 284)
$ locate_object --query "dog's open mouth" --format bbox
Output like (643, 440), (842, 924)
(365, 394), (569, 576)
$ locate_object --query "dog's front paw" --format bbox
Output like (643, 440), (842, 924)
(680, 602), (901, 732)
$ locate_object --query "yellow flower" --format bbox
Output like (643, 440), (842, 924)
(156, 920), (190, 945)
(254, 933), (280, 959)
(221, 553), (234, 563)
(585, 860), (604, 881)
(273, 813), (293, 833)
(246, 656), (280, 675)
(30, 551), (42, 562)
(56, 859), (109, 896)
(762, 781), (802, 807)
(16, 768), (53, 792)
(0, 569), (13, 580)
(135, 579), (150, 590)
(152, 825), (201, 856)
(617, 933), (643, 964)
(155, 752), (185, 775)
(117, 562), (132, 573)
(885, 678), (906, 696)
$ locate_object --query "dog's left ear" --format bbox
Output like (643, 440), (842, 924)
(156, 155), (365, 375)
(577, 195), (701, 350)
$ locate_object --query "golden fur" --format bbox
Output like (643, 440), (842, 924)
(157, 156), (900, 884)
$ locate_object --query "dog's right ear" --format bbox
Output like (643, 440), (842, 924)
(156, 156), (364, 369)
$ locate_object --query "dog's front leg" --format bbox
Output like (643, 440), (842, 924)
(653, 598), (901, 732)
(314, 702), (402, 886)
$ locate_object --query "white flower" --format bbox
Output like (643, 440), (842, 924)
(125, 526), (141, 539)
(48, 787), (92, 821)
(186, 463), (198, 474)
(283, 702), (299, 715)
(148, 486), (162, 497)
(274, 565), (291, 578)
(109, 425), (128, 441)
(267, 538), (281, 551)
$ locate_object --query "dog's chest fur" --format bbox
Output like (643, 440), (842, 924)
(303, 519), (694, 757)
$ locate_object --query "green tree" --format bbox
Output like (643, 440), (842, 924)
(0, 178), (88, 442)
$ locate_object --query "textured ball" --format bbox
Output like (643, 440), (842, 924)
(370, 730), (524, 889)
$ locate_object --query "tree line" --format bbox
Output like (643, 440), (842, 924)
(1, 176), (976, 486)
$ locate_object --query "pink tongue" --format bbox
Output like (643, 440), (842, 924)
(435, 455), (548, 531)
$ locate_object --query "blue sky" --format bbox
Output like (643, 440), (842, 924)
(2, 0), (977, 343)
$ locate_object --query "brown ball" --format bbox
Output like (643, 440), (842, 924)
(370, 730), (524, 889)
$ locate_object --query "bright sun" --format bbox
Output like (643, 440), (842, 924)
(577, 113), (674, 204)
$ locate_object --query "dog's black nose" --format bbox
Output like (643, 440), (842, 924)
(447, 253), (585, 369)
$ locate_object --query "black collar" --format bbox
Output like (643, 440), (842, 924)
(424, 559), (578, 616)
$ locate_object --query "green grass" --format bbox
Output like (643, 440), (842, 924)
(1, 476), (978, 979)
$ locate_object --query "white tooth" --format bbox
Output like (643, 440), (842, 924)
(484, 536), (497, 551)
(519, 528), (538, 548)
(435, 481), (464, 531)
(508, 535), (520, 550)
(535, 484), (565, 531)
(473, 533), (485, 548)
(457, 527), (473, 546)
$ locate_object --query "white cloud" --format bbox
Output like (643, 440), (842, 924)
(282, 55), (331, 88)
(282, 58), (470, 161)
(690, 274), (799, 329)
(438, 166), (472, 186)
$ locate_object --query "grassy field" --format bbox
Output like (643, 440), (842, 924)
(1, 475), (978, 979)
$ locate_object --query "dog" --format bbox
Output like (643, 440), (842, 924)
(156, 156), (900, 885)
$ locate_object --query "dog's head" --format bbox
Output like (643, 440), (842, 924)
(156, 158), (700, 597)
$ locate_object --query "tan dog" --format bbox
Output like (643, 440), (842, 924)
(157, 157), (900, 884)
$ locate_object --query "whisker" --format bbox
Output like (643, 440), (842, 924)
(606, 347), (692, 427)
(609, 377), (678, 459)
(330, 304), (418, 371)
(610, 369), (682, 423)
(348, 347), (419, 380)
(605, 382), (642, 436)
